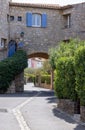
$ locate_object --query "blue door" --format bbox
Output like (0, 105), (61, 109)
(8, 40), (17, 57)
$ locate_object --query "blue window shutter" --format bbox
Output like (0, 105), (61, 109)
(26, 12), (32, 27)
(8, 44), (16, 57)
(41, 13), (47, 28)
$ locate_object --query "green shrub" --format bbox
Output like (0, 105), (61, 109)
(41, 75), (51, 84)
(27, 74), (36, 83)
(0, 50), (28, 92)
(49, 39), (85, 70)
(75, 46), (85, 106)
(55, 57), (75, 100)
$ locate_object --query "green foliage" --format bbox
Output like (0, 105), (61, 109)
(49, 39), (85, 70)
(75, 46), (85, 106)
(42, 60), (51, 74)
(27, 74), (36, 82)
(0, 50), (28, 92)
(24, 59), (51, 84)
(24, 68), (36, 78)
(55, 57), (75, 100)
(49, 39), (85, 104)
(49, 47), (57, 70)
(41, 75), (51, 84)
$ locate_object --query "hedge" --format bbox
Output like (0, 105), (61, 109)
(75, 46), (85, 106)
(41, 75), (51, 84)
(55, 57), (76, 100)
(27, 74), (36, 83)
(0, 50), (28, 92)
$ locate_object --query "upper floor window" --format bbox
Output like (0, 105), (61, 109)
(63, 14), (71, 29)
(32, 14), (41, 27)
(18, 16), (22, 21)
(10, 16), (14, 21)
(26, 12), (47, 28)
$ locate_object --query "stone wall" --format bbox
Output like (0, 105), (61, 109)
(15, 71), (24, 92)
(9, 4), (63, 55)
(6, 80), (15, 94)
(35, 83), (51, 89)
(0, 48), (7, 61)
(57, 99), (75, 115)
(0, 0), (10, 60)
(80, 106), (85, 122)
(9, 2), (85, 56)
(62, 3), (85, 40)
(6, 71), (24, 93)
(0, 2), (85, 59)
(0, 0), (10, 42)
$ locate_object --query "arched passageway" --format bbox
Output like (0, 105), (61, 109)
(24, 52), (53, 89)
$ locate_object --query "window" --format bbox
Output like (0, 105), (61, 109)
(63, 39), (70, 43)
(0, 38), (7, 49)
(63, 14), (71, 28)
(32, 14), (41, 27)
(26, 12), (47, 28)
(18, 16), (22, 21)
(10, 16), (14, 21)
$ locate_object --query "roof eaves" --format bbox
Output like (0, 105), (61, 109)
(9, 2), (61, 10)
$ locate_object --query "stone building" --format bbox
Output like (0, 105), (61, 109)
(0, 0), (10, 60)
(0, 1), (85, 121)
(0, 0), (85, 60)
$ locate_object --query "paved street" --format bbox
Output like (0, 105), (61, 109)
(0, 83), (85, 130)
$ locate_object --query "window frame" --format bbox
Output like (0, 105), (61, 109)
(0, 38), (7, 48)
(17, 16), (22, 21)
(10, 16), (14, 21)
(32, 13), (41, 27)
(63, 14), (71, 29)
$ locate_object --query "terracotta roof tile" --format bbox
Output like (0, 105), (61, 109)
(9, 2), (73, 10)
(9, 2), (61, 10)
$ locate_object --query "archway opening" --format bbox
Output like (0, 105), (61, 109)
(24, 52), (53, 90)
(28, 52), (49, 59)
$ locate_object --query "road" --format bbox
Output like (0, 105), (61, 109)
(0, 83), (85, 130)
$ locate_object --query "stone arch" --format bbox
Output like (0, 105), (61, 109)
(28, 52), (49, 59)
(27, 52), (53, 90)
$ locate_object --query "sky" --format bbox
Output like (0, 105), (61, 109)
(12, 0), (85, 5)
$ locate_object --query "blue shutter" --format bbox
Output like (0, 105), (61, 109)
(8, 45), (15, 57)
(41, 13), (47, 28)
(8, 40), (16, 57)
(26, 12), (32, 27)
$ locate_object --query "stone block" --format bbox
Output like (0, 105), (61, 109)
(58, 99), (75, 115)
(80, 106), (85, 122)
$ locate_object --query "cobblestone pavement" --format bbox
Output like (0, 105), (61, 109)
(0, 83), (85, 130)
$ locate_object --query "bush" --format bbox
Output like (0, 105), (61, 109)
(55, 57), (75, 100)
(41, 75), (51, 84)
(27, 74), (36, 83)
(0, 50), (28, 92)
(75, 46), (85, 106)
(49, 39), (85, 70)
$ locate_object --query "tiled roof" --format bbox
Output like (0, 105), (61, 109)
(9, 2), (72, 10)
